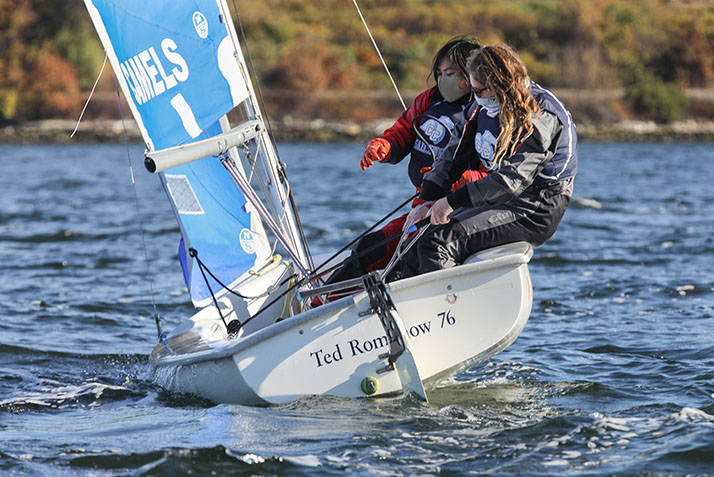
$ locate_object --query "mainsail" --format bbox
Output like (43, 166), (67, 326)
(85, 0), (308, 306)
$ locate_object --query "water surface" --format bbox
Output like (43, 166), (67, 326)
(1, 142), (713, 475)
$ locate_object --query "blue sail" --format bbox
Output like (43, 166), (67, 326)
(85, 0), (249, 149)
(86, 0), (271, 305)
(159, 122), (271, 305)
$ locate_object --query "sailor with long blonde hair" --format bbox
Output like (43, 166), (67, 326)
(469, 44), (540, 168)
(398, 44), (578, 279)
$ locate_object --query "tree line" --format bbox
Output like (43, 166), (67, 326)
(1, 0), (713, 124)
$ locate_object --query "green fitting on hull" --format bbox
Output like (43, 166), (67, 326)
(361, 376), (378, 396)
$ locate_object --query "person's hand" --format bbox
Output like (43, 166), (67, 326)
(428, 197), (453, 225)
(403, 202), (431, 231)
(360, 138), (391, 170)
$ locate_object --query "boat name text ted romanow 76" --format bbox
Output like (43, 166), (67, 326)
(308, 311), (457, 368)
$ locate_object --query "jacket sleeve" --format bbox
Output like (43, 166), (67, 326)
(379, 88), (435, 164)
(447, 111), (563, 209)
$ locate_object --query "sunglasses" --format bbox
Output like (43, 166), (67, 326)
(471, 85), (490, 97)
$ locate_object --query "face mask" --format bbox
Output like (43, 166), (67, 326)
(475, 95), (500, 117)
(437, 74), (468, 103)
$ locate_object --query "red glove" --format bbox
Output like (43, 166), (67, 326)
(411, 197), (429, 208)
(360, 138), (391, 170)
(451, 169), (488, 191)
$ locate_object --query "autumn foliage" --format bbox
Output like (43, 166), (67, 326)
(1, 0), (713, 124)
(0, 0), (87, 120)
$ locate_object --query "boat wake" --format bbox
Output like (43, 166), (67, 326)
(0, 345), (166, 413)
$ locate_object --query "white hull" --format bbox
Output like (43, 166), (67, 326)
(150, 242), (533, 405)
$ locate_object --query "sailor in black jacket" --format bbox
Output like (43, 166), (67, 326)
(398, 44), (578, 279)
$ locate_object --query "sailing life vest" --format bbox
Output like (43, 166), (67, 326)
(381, 87), (470, 187)
(470, 109), (501, 173)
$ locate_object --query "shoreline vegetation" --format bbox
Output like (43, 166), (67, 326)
(3, 1), (714, 144)
(3, 88), (714, 144)
(4, 117), (714, 145)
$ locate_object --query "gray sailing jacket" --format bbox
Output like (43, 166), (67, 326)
(419, 82), (578, 210)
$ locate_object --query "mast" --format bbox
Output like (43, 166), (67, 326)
(217, 0), (313, 271)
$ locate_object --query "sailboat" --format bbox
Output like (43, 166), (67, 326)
(84, 0), (534, 405)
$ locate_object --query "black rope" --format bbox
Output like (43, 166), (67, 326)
(310, 218), (429, 282)
(234, 217), (431, 332)
(312, 192), (418, 276)
(189, 248), (270, 300)
(186, 197), (426, 335)
(189, 248), (241, 335)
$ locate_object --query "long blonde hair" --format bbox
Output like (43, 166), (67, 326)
(467, 44), (540, 167)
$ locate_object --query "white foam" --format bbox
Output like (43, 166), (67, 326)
(229, 452), (265, 464)
(676, 284), (695, 296)
(674, 407), (714, 422)
(284, 454), (322, 467)
(1, 382), (127, 408)
(573, 197), (602, 209)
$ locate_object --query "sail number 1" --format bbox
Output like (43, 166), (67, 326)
(438, 310), (456, 328)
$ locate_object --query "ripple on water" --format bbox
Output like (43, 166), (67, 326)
(0, 346), (153, 414)
(64, 447), (304, 476)
(2, 143), (714, 475)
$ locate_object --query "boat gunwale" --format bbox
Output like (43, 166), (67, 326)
(150, 242), (533, 368)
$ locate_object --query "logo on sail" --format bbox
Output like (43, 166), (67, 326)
(193, 12), (208, 39)
(239, 229), (256, 254)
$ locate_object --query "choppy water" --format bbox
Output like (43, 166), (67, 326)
(1, 141), (713, 475)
